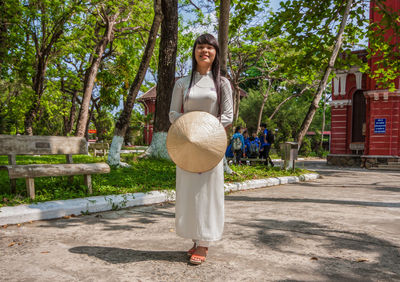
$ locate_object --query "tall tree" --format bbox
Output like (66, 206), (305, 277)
(23, 0), (80, 135)
(108, 0), (163, 166)
(227, 32), (275, 123)
(296, 0), (353, 147)
(75, 2), (132, 137)
(319, 90), (329, 152)
(267, 0), (372, 148)
(146, 0), (179, 159)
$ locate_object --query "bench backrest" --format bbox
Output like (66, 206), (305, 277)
(0, 135), (88, 155)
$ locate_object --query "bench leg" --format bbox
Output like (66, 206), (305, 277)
(68, 176), (74, 184)
(26, 178), (35, 199)
(84, 175), (92, 194)
(10, 179), (16, 194)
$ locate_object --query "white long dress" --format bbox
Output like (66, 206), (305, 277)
(169, 71), (233, 241)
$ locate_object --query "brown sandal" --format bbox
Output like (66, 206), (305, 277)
(189, 247), (208, 265)
(187, 243), (197, 257)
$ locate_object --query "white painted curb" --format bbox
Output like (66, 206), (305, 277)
(0, 173), (319, 225)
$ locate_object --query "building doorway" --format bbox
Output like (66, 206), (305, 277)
(352, 90), (366, 143)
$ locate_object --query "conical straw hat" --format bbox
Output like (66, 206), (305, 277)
(167, 111), (227, 173)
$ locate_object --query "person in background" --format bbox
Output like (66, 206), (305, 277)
(243, 129), (250, 158)
(259, 123), (274, 167)
(231, 126), (245, 165)
(248, 131), (261, 158)
(225, 142), (234, 158)
(252, 131), (261, 154)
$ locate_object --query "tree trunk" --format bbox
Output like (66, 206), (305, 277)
(233, 83), (241, 122)
(85, 101), (95, 140)
(23, 6), (70, 135)
(147, 0), (178, 159)
(0, 0), (7, 69)
(256, 81), (271, 133)
(24, 56), (48, 135)
(75, 15), (117, 137)
(64, 90), (78, 135)
(320, 91), (327, 151)
(296, 0), (353, 148)
(93, 106), (105, 142)
(218, 0), (230, 76)
(108, 0), (162, 167)
(61, 75), (78, 136)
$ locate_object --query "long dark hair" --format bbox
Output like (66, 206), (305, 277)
(186, 33), (222, 116)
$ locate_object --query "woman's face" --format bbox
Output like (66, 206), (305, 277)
(195, 43), (216, 69)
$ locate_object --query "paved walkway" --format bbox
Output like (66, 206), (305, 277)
(1, 161), (399, 281)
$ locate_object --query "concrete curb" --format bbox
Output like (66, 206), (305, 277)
(0, 173), (319, 225)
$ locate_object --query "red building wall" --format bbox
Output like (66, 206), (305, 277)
(330, 107), (349, 154)
(365, 94), (400, 155)
(330, 0), (400, 158)
(142, 100), (156, 145)
(364, 0), (400, 156)
(330, 71), (360, 154)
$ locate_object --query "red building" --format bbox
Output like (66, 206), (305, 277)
(137, 86), (157, 145)
(328, 0), (400, 168)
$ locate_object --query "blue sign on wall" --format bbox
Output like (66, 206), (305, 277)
(374, 118), (386, 134)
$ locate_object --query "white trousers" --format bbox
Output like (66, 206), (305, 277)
(192, 239), (210, 247)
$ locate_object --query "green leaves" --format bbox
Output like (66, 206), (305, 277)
(266, 0), (367, 80)
(365, 1), (400, 91)
(1, 0), (156, 136)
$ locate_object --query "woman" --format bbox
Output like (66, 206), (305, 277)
(169, 33), (233, 265)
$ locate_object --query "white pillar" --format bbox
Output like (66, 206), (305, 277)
(339, 73), (347, 96)
(355, 72), (362, 89)
(333, 77), (339, 96)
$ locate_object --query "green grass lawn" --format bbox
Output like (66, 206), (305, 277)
(0, 154), (311, 207)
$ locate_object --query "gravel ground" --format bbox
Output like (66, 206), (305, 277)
(1, 160), (399, 281)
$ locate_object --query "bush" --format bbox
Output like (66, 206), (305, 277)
(299, 136), (312, 156)
(0, 154), (311, 207)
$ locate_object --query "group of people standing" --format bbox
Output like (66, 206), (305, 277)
(226, 123), (275, 167)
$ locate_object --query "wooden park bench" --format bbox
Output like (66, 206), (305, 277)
(0, 135), (110, 199)
(88, 142), (109, 157)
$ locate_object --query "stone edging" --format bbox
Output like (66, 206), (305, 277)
(0, 173), (319, 225)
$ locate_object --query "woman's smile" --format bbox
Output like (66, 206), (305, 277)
(195, 43), (216, 66)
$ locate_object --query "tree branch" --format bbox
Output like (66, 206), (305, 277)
(269, 85), (310, 120)
(114, 26), (142, 33)
(188, 0), (201, 10)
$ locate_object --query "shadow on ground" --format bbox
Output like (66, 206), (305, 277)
(69, 246), (188, 264)
(36, 203), (175, 230)
(225, 195), (400, 208)
(232, 219), (400, 281)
